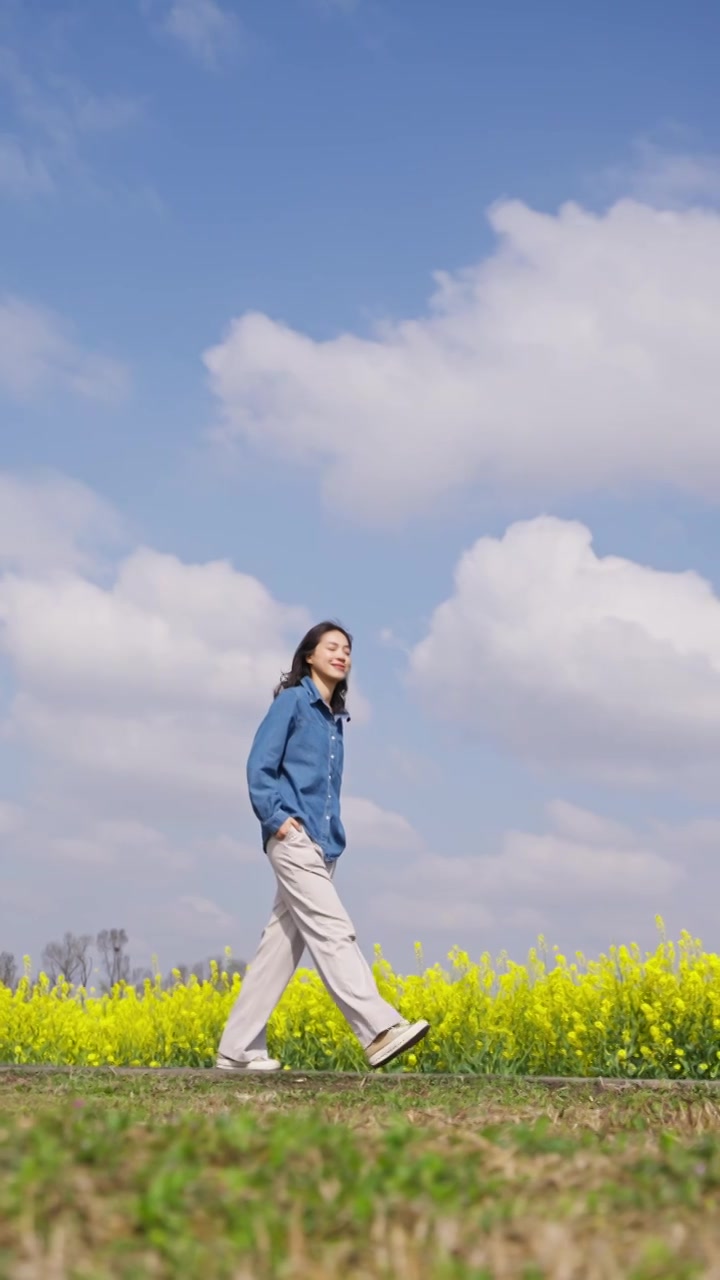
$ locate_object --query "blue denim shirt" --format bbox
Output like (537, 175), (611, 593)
(246, 676), (348, 859)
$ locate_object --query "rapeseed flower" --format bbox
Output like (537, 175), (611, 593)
(2, 923), (719, 1077)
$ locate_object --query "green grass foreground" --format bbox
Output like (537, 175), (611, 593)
(3, 1073), (720, 1278)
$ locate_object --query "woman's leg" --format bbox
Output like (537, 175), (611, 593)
(267, 828), (399, 1047)
(218, 885), (305, 1061)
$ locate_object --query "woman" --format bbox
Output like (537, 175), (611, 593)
(216, 621), (429, 1072)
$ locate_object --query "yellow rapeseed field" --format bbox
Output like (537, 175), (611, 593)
(3, 922), (720, 1076)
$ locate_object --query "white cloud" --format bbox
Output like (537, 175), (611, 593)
(0, 47), (143, 199)
(0, 797), (206, 971)
(371, 800), (684, 941)
(409, 516), (720, 785)
(205, 194), (720, 521)
(383, 745), (440, 786)
(0, 297), (129, 402)
(0, 50), (142, 144)
(162, 0), (241, 66)
(608, 141), (720, 209)
(44, 820), (193, 871)
(14, 702), (256, 802)
(0, 545), (309, 802)
(0, 472), (319, 966)
(342, 795), (422, 851)
(500, 822), (678, 899)
(1, 549), (303, 704)
(542, 799), (639, 849)
(0, 474), (411, 970)
(0, 474), (380, 843)
(0, 471), (122, 573)
(166, 894), (234, 940)
(208, 833), (261, 863)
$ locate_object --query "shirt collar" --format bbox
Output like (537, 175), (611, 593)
(301, 675), (350, 721)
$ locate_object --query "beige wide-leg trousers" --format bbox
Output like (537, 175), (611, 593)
(218, 826), (399, 1060)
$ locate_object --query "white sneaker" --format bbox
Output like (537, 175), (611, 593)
(365, 1020), (430, 1069)
(215, 1053), (282, 1072)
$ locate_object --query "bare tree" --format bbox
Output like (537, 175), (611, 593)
(41, 932), (93, 986)
(0, 951), (17, 989)
(130, 965), (153, 994)
(96, 928), (130, 988)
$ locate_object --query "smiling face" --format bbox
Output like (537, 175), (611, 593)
(306, 628), (353, 690)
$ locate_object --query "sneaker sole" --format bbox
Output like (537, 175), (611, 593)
(215, 1060), (282, 1073)
(366, 1021), (430, 1070)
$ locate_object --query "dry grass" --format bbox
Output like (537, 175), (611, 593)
(3, 1071), (720, 1278)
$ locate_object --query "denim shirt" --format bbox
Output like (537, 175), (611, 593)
(246, 676), (348, 859)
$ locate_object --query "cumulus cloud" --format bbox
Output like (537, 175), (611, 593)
(0, 471), (122, 574)
(45, 819), (194, 872)
(607, 141), (720, 209)
(0, 789), (270, 962)
(0, 473), (376, 876)
(371, 800), (686, 948)
(0, 472), (430, 971)
(205, 195), (720, 521)
(164, 894), (235, 939)
(342, 795), (423, 851)
(0, 471), (315, 964)
(1, 549), (305, 706)
(0, 297), (129, 402)
(409, 516), (720, 785)
(0, 545), (309, 804)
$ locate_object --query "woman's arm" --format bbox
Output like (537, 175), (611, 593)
(246, 689), (297, 834)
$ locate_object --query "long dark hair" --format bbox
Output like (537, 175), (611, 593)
(274, 621), (353, 715)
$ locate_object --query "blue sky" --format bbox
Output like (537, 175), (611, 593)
(2, 0), (720, 979)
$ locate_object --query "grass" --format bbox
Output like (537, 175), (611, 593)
(3, 1072), (720, 1278)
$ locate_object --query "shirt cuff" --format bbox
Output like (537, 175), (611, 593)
(269, 807), (291, 835)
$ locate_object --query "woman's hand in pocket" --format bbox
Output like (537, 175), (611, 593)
(276, 817), (302, 840)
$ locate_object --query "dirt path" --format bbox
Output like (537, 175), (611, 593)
(3, 1063), (720, 1089)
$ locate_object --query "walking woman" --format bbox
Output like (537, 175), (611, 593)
(216, 621), (429, 1072)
